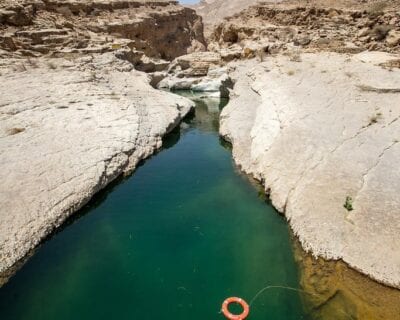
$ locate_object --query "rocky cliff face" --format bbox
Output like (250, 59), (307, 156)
(203, 0), (400, 291)
(211, 0), (400, 294)
(209, 1), (400, 59)
(0, 0), (206, 61)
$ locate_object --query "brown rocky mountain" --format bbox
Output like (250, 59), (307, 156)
(0, 0), (206, 61)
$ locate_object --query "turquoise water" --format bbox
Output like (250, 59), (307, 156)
(0, 93), (309, 319)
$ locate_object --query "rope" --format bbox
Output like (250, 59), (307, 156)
(248, 285), (317, 306)
(247, 284), (354, 320)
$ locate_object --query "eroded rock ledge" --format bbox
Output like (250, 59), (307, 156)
(220, 51), (400, 289)
(0, 54), (194, 276)
(0, 0), (206, 61)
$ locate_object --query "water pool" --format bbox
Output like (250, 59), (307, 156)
(0, 93), (309, 320)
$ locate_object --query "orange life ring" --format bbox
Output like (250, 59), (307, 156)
(221, 297), (250, 320)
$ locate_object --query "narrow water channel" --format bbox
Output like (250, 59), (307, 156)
(0, 92), (309, 319)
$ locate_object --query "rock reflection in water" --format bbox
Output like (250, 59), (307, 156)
(173, 91), (228, 133)
(292, 239), (400, 320)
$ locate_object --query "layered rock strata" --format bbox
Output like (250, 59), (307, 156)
(220, 51), (400, 288)
(0, 0), (206, 61)
(209, 2), (400, 60)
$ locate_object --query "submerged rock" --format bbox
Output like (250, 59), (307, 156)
(292, 239), (400, 320)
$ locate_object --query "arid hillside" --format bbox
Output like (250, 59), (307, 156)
(0, 0), (206, 62)
(193, 0), (400, 32)
(192, 0), (264, 27)
(207, 0), (400, 61)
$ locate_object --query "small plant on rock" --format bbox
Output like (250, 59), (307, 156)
(344, 196), (354, 211)
(371, 25), (392, 41)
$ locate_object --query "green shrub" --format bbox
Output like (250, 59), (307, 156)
(344, 196), (354, 211)
(371, 25), (391, 41)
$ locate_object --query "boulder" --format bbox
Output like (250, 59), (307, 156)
(220, 45), (242, 62)
(159, 66), (233, 98)
(173, 51), (222, 72)
(158, 77), (202, 90)
(386, 30), (400, 47)
(0, 5), (34, 26)
(0, 35), (18, 51)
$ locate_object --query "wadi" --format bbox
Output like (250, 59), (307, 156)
(1, 1), (399, 319)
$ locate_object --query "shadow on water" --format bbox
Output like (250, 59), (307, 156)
(163, 125), (182, 150)
(0, 92), (215, 286)
(0, 171), (130, 287)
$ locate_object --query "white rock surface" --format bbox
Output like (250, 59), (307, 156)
(159, 67), (231, 95)
(0, 56), (194, 274)
(220, 52), (400, 288)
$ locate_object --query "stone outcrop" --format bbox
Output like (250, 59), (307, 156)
(220, 51), (400, 288)
(0, 53), (194, 276)
(209, 1), (400, 59)
(156, 51), (233, 97)
(0, 0), (206, 61)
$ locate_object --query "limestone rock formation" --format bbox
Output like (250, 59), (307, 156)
(0, 53), (194, 276)
(156, 51), (233, 97)
(0, 0), (207, 276)
(220, 51), (400, 288)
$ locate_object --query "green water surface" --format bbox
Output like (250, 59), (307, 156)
(0, 93), (309, 319)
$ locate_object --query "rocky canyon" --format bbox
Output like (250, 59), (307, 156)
(1, 0), (400, 318)
(0, 0), (202, 278)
